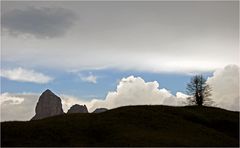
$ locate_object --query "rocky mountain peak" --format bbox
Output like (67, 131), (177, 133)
(67, 104), (88, 114)
(43, 89), (54, 94)
(31, 89), (64, 120)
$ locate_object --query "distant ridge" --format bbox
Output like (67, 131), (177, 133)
(93, 108), (108, 113)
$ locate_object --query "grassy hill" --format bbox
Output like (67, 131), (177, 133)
(1, 105), (239, 147)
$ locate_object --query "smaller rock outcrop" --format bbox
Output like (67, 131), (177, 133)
(93, 108), (108, 113)
(67, 104), (88, 113)
(31, 89), (64, 120)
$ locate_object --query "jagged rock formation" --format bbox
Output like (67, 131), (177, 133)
(31, 89), (64, 120)
(93, 108), (108, 113)
(67, 104), (88, 114)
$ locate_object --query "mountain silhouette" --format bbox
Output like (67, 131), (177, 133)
(31, 89), (64, 120)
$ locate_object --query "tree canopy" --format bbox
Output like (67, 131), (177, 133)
(186, 75), (213, 106)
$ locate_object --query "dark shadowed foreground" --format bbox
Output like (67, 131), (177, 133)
(1, 105), (239, 147)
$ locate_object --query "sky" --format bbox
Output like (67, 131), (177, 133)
(1, 1), (239, 121)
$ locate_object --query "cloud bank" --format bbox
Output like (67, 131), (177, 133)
(1, 93), (38, 121)
(2, 2), (238, 73)
(1, 67), (53, 84)
(0, 93), (25, 105)
(1, 65), (239, 121)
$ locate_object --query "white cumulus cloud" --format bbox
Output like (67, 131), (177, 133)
(207, 64), (240, 111)
(78, 73), (97, 84)
(0, 67), (53, 84)
(89, 76), (186, 111)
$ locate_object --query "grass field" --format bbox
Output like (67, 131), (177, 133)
(1, 105), (239, 147)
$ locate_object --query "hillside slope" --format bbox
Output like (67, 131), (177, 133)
(1, 105), (239, 147)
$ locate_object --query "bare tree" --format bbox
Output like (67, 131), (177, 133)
(186, 75), (213, 106)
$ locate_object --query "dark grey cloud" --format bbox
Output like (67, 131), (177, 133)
(2, 7), (77, 38)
